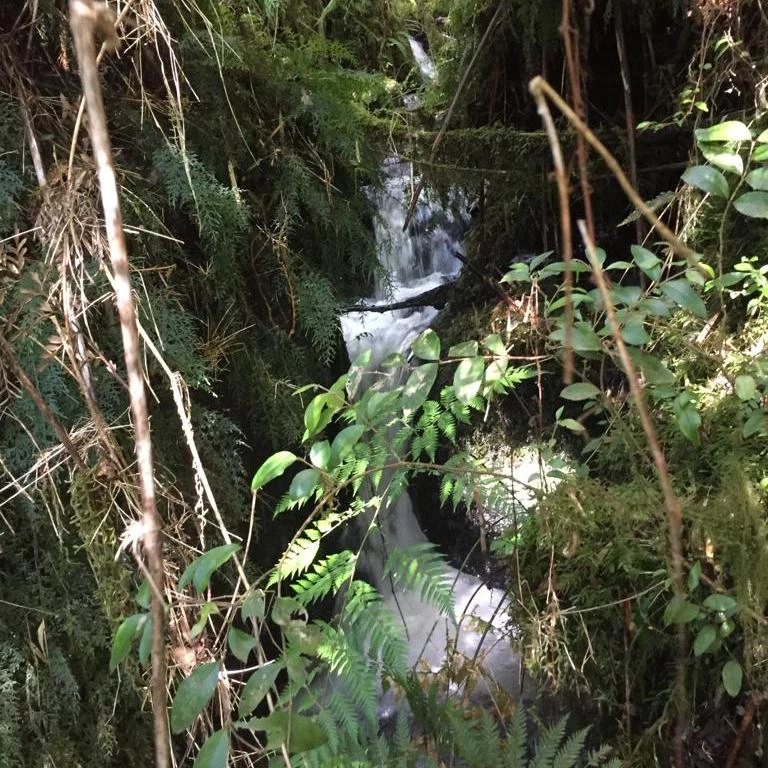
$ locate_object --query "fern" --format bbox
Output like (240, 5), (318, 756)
(292, 551), (358, 606)
(295, 269), (341, 367)
(531, 716), (569, 768)
(384, 543), (455, 619)
(504, 705), (528, 768)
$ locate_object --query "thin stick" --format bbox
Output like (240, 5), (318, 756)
(68, 3), (170, 766)
(530, 76), (702, 272)
(402, 3), (503, 231)
(529, 81), (574, 383)
(578, 219), (687, 768)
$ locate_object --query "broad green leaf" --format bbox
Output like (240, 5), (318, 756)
(309, 440), (331, 469)
(745, 167), (768, 190)
(694, 120), (752, 142)
(194, 730), (229, 768)
(331, 425), (365, 463)
(110, 613), (143, 672)
(238, 661), (283, 717)
(138, 615), (152, 666)
(482, 333), (506, 356)
(136, 579), (151, 610)
(402, 363), (438, 413)
(663, 595), (700, 625)
(241, 590), (265, 623)
(681, 165), (729, 198)
(720, 619), (736, 638)
(411, 329), (440, 360)
(639, 297), (672, 317)
(742, 408), (766, 438)
(631, 244), (661, 272)
(171, 662), (220, 733)
(703, 594), (737, 613)
(529, 250), (554, 270)
(701, 148), (743, 175)
(288, 468), (320, 502)
(179, 544), (241, 593)
(621, 320), (651, 346)
(660, 279), (707, 317)
(228, 628), (258, 663)
(501, 263), (530, 283)
(381, 352), (406, 368)
(735, 375), (757, 401)
(447, 340), (478, 358)
(251, 451), (298, 492)
(558, 418), (586, 433)
(302, 394), (334, 441)
(560, 382), (600, 401)
(628, 349), (675, 385)
(754, 144), (768, 162)
(551, 322), (603, 352)
(756, 127), (768, 142)
(247, 711), (327, 754)
(539, 259), (592, 278)
(453, 357), (485, 405)
(693, 625), (717, 657)
(271, 596), (306, 626)
(688, 561), (702, 591)
(722, 660), (743, 697)
(191, 602), (220, 639)
(675, 403), (701, 444)
(734, 191), (768, 219)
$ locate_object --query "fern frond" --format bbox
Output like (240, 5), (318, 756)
(503, 704), (528, 768)
(553, 727), (590, 768)
(292, 551), (357, 606)
(384, 543), (455, 619)
(531, 716), (569, 768)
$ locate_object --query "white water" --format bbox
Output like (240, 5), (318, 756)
(340, 161), (528, 712)
(408, 37), (437, 82)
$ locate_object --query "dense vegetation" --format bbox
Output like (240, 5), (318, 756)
(1, 1), (768, 766)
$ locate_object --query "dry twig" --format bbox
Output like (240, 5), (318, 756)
(68, 2), (170, 765)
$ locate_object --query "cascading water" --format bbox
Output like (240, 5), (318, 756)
(339, 162), (529, 718)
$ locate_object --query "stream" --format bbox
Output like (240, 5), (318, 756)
(339, 156), (530, 723)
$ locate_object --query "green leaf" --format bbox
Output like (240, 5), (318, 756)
(309, 440), (331, 469)
(660, 279), (707, 317)
(754, 144), (768, 162)
(703, 594), (738, 613)
(288, 468), (320, 502)
(551, 322), (603, 352)
(138, 615), (152, 666)
(688, 561), (702, 591)
(411, 329), (440, 360)
(241, 590), (265, 623)
(694, 120), (752, 142)
(238, 661), (283, 717)
(248, 711), (327, 754)
(558, 418), (586, 433)
(110, 613), (143, 672)
(663, 595), (700, 625)
(331, 424), (366, 463)
(701, 148), (743, 175)
(136, 579), (151, 610)
(448, 340), (479, 358)
(171, 662), (220, 733)
(756, 127), (768, 142)
(631, 244), (661, 272)
(694, 625), (717, 657)
(735, 375), (757, 401)
(501, 263), (530, 283)
(402, 362), (438, 413)
(228, 628), (258, 663)
(560, 382), (600, 401)
(482, 333), (506, 356)
(453, 357), (485, 405)
(745, 167), (768, 190)
(251, 451), (298, 492)
(621, 320), (651, 346)
(381, 352), (406, 368)
(722, 660), (743, 697)
(178, 544), (241, 593)
(191, 602), (220, 638)
(193, 730), (229, 768)
(675, 402), (701, 444)
(681, 165), (729, 198)
(743, 408), (766, 438)
(734, 191), (768, 219)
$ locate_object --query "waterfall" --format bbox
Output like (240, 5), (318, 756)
(408, 37), (437, 82)
(339, 161), (528, 718)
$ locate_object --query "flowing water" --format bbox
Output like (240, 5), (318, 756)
(339, 161), (529, 718)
